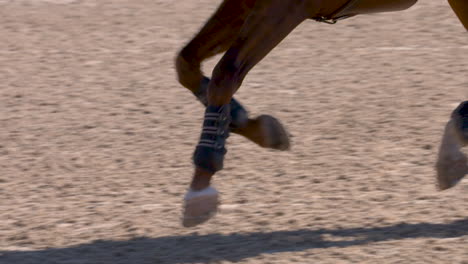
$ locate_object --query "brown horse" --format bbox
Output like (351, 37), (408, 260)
(176, 0), (468, 227)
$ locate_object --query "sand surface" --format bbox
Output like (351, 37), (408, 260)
(0, 0), (467, 263)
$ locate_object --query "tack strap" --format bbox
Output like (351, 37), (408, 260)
(312, 0), (359, 24)
(312, 15), (353, 24)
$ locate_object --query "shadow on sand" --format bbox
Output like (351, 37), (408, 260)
(1, 218), (467, 264)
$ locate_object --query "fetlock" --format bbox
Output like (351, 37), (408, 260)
(194, 78), (248, 129)
(193, 104), (231, 174)
(229, 97), (249, 129)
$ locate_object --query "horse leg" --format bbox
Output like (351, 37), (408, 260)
(176, 0), (253, 94)
(183, 0), (309, 227)
(436, 101), (468, 190)
(448, 0), (468, 30)
(176, 0), (290, 151)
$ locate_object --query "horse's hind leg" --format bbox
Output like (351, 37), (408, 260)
(436, 101), (468, 190)
(176, 0), (290, 151)
(183, 0), (308, 227)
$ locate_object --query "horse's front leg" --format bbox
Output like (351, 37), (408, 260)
(176, 0), (290, 152)
(182, 0), (309, 227)
(436, 101), (468, 190)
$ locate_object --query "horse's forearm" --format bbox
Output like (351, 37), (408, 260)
(448, 0), (468, 31)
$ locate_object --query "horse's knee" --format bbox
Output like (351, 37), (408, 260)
(175, 48), (203, 92)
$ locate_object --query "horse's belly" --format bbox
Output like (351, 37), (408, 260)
(334, 0), (417, 18)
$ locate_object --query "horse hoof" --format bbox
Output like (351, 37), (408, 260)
(452, 101), (468, 145)
(182, 187), (219, 227)
(254, 115), (290, 150)
(234, 115), (290, 151)
(436, 154), (468, 190)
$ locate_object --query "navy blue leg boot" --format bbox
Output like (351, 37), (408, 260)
(193, 104), (231, 174)
(452, 100), (468, 144)
(192, 78), (290, 151)
(193, 77), (248, 129)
